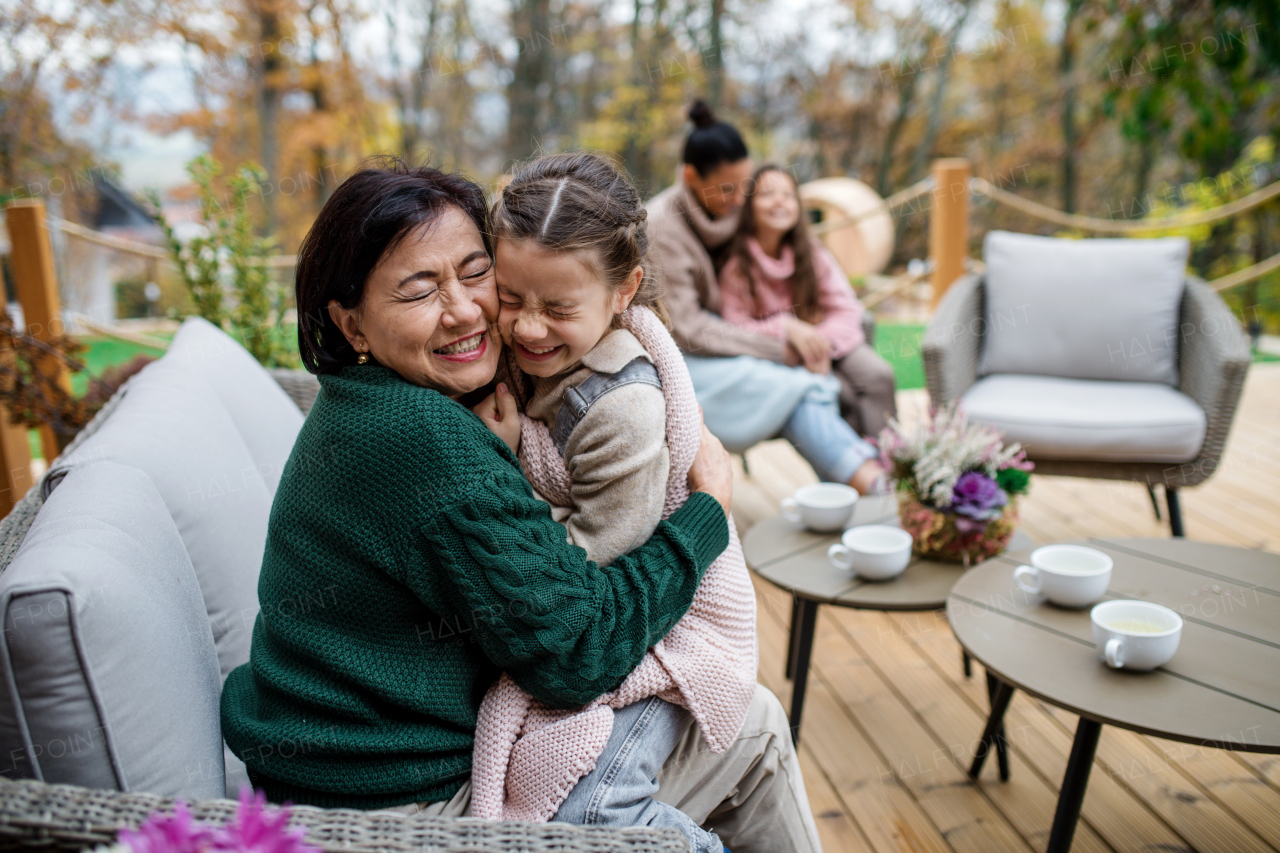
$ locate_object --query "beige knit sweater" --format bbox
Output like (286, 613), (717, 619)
(647, 183), (786, 362)
(522, 328), (670, 566)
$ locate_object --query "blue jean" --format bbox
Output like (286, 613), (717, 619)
(553, 698), (723, 853)
(781, 382), (879, 484)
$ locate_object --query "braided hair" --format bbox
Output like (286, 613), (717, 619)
(491, 151), (668, 326)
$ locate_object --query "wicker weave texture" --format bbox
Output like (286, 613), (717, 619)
(269, 369), (322, 415)
(920, 274), (1250, 488)
(921, 273), (983, 407)
(0, 779), (690, 853)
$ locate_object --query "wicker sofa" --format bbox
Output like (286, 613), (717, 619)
(0, 318), (685, 853)
(922, 231), (1251, 535)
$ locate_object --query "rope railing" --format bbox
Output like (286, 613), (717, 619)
(970, 175), (1280, 235)
(36, 171), (1280, 292)
(970, 175), (1280, 291)
(69, 313), (171, 350)
(46, 216), (299, 268)
(808, 178), (933, 236)
(1209, 252), (1280, 292)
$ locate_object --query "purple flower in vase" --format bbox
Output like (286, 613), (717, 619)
(949, 471), (1008, 533)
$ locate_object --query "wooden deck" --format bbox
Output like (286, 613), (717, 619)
(730, 363), (1280, 853)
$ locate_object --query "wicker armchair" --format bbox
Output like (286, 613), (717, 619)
(0, 368), (687, 853)
(923, 271), (1251, 535)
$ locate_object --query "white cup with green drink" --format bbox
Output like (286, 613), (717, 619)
(1090, 600), (1183, 671)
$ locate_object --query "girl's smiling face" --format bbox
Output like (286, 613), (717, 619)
(495, 237), (638, 379)
(751, 168), (802, 235)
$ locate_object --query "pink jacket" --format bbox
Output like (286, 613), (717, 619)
(469, 306), (758, 823)
(718, 237), (866, 358)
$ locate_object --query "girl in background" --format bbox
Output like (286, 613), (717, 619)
(719, 164), (898, 440)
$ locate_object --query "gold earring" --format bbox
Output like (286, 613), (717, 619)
(356, 352), (370, 365)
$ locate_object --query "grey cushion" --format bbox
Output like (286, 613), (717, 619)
(0, 463), (224, 799)
(162, 318), (304, 496)
(962, 374), (1206, 463)
(47, 359), (270, 682)
(979, 231), (1190, 385)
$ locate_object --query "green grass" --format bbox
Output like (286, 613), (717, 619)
(875, 322), (926, 391)
(71, 335), (172, 396)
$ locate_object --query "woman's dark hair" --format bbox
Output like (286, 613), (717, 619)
(491, 151), (668, 326)
(295, 157), (492, 374)
(681, 100), (749, 178)
(729, 164), (822, 323)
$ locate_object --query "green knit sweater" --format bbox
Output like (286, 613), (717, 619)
(219, 365), (728, 809)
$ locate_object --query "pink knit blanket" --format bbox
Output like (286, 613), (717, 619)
(469, 305), (758, 823)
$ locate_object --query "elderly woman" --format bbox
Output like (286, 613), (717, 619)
(219, 161), (822, 853)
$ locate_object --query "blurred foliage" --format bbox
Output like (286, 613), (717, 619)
(0, 308), (153, 442)
(148, 154), (293, 367)
(7, 0), (1279, 311)
(1128, 136), (1279, 331)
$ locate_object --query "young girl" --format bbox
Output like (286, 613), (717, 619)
(719, 164), (899, 441)
(467, 152), (757, 853)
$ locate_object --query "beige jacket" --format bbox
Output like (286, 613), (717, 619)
(523, 328), (670, 566)
(647, 183), (786, 362)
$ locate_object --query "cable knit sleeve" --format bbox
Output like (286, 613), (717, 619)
(813, 244), (865, 358)
(717, 256), (790, 340)
(415, 467), (728, 709)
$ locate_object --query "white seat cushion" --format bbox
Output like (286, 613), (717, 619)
(979, 231), (1189, 385)
(0, 463), (224, 799)
(163, 318), (304, 497)
(961, 374), (1206, 463)
(47, 360), (270, 681)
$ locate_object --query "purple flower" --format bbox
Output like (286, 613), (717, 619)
(119, 802), (216, 853)
(950, 471), (1008, 528)
(119, 790), (320, 853)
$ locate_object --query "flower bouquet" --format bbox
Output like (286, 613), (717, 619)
(878, 403), (1032, 565)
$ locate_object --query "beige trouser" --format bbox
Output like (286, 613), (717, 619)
(383, 685), (823, 853)
(833, 343), (898, 438)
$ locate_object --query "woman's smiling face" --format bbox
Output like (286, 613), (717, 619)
(328, 206), (502, 397)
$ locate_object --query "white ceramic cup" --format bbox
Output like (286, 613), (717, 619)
(1013, 545), (1113, 608)
(781, 483), (859, 532)
(827, 525), (913, 580)
(1090, 600), (1182, 671)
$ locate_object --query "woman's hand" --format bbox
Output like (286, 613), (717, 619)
(688, 422), (734, 518)
(783, 316), (832, 375)
(472, 383), (521, 454)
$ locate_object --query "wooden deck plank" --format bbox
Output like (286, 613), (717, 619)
(734, 365), (1280, 852)
(884, 609), (1203, 853)
(758, 583), (1036, 853)
(752, 579), (950, 853)
(825, 606), (1117, 853)
(1131, 731), (1280, 849)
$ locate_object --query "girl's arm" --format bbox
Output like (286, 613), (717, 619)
(812, 244), (866, 358)
(717, 256), (790, 340)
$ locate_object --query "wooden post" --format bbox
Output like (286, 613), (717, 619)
(929, 158), (972, 309)
(0, 416), (33, 518)
(6, 199), (69, 462)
